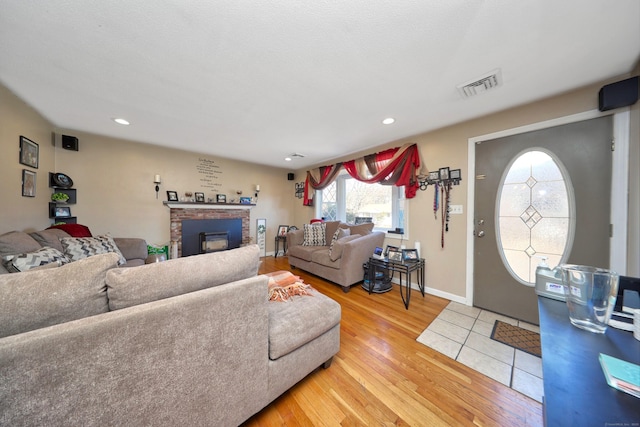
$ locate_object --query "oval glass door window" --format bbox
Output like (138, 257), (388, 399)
(496, 149), (574, 285)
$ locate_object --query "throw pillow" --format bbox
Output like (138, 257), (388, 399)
(61, 234), (126, 265)
(328, 227), (351, 258)
(48, 223), (93, 237)
(302, 223), (327, 246)
(2, 246), (70, 273)
(328, 234), (361, 262)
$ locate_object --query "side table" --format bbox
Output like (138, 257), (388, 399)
(365, 257), (425, 309)
(274, 235), (287, 258)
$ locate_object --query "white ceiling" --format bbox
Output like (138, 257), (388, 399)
(1, 1), (638, 169)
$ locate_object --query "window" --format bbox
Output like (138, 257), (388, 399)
(497, 149), (574, 285)
(316, 174), (405, 232)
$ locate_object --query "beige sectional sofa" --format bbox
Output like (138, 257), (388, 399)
(0, 245), (341, 426)
(287, 221), (385, 292)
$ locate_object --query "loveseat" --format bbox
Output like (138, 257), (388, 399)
(0, 227), (148, 274)
(0, 245), (341, 426)
(287, 220), (385, 292)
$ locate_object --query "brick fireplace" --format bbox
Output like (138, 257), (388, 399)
(167, 204), (252, 257)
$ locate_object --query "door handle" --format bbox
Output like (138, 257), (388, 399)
(477, 231), (485, 238)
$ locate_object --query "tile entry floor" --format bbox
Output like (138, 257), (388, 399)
(417, 301), (544, 403)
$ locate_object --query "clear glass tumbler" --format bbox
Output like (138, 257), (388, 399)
(560, 264), (619, 333)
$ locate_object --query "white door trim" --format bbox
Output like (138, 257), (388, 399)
(465, 109), (629, 306)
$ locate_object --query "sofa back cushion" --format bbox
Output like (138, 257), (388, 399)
(106, 244), (261, 310)
(29, 229), (70, 252)
(347, 222), (374, 236)
(0, 252), (118, 338)
(0, 231), (41, 258)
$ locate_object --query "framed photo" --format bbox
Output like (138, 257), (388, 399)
(19, 136), (39, 169)
(195, 192), (205, 203)
(239, 196), (251, 204)
(166, 191), (178, 201)
(384, 245), (399, 257)
(22, 169), (36, 197)
(277, 225), (289, 237)
(55, 206), (71, 217)
(402, 248), (419, 262)
(428, 170), (440, 182)
(439, 167), (450, 181)
(387, 249), (402, 262)
(450, 169), (462, 180)
(216, 194), (227, 203)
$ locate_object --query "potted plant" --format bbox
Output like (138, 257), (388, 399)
(51, 192), (70, 203)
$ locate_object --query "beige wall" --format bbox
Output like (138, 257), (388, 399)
(0, 84), (56, 231)
(1, 83), (295, 252)
(293, 72), (640, 301)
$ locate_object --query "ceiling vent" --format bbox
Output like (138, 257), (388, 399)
(457, 69), (502, 98)
(291, 153), (305, 158)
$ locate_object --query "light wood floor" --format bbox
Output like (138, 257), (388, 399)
(243, 256), (543, 427)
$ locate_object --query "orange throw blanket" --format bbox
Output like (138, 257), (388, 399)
(265, 270), (314, 302)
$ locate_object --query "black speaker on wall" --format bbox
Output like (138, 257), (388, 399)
(61, 135), (79, 151)
(287, 173), (295, 181)
(598, 76), (639, 112)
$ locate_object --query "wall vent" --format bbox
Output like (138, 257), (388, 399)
(457, 69), (502, 98)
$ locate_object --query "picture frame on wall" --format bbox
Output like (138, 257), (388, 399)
(19, 136), (39, 169)
(166, 191), (178, 201)
(195, 192), (205, 203)
(22, 169), (36, 197)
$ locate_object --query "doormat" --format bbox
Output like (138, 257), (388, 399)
(490, 320), (541, 358)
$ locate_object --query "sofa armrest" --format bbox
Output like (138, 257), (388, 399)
(340, 232), (386, 266)
(0, 275), (270, 427)
(113, 237), (147, 262)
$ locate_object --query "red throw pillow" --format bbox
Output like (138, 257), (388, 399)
(48, 223), (93, 237)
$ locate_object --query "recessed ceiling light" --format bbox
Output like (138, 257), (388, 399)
(113, 118), (130, 125)
(284, 157), (292, 162)
(382, 117), (395, 125)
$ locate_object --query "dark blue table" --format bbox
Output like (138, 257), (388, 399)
(538, 297), (640, 426)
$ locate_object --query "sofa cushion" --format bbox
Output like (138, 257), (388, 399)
(311, 249), (340, 269)
(0, 252), (118, 338)
(29, 228), (70, 252)
(106, 244), (261, 310)
(328, 228), (350, 259)
(302, 223), (327, 246)
(323, 221), (341, 242)
(287, 244), (326, 262)
(47, 223), (92, 237)
(0, 231), (41, 258)
(268, 289), (341, 360)
(328, 234), (362, 262)
(61, 234), (127, 265)
(2, 246), (70, 273)
(348, 222), (374, 236)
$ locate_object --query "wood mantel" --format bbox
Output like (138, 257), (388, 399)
(163, 202), (255, 210)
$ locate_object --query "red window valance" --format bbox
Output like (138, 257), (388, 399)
(303, 143), (421, 205)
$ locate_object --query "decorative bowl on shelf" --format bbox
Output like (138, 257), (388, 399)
(51, 192), (70, 203)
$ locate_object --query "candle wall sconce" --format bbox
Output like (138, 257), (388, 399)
(153, 174), (162, 198)
(418, 167), (462, 190)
